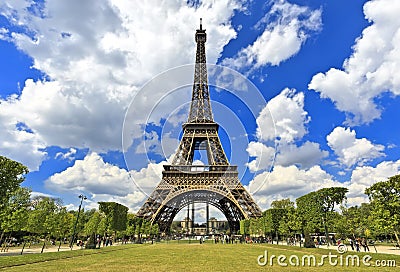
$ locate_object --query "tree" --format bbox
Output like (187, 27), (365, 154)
(98, 202), (128, 238)
(365, 175), (400, 245)
(83, 210), (104, 249)
(271, 198), (294, 210)
(317, 187), (348, 244)
(27, 196), (64, 252)
(264, 208), (286, 243)
(0, 156), (29, 237)
(249, 217), (263, 237)
(84, 211), (104, 236)
(296, 187), (348, 247)
(55, 208), (74, 243)
(239, 219), (250, 236)
(337, 203), (372, 239)
(1, 187), (31, 233)
(270, 198), (300, 239)
(279, 204), (301, 238)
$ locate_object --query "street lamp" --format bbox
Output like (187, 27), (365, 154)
(69, 194), (87, 249)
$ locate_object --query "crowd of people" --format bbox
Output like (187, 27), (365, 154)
(312, 236), (371, 252)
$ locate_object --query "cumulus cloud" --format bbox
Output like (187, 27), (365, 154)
(250, 159), (400, 209)
(0, 114), (46, 170)
(256, 88), (310, 143)
(223, 0), (321, 70)
(246, 141), (276, 172)
(309, 0), (400, 124)
(46, 152), (164, 212)
(250, 165), (341, 209)
(276, 141), (328, 169)
(247, 88), (326, 172)
(327, 127), (385, 167)
(345, 160), (400, 206)
(0, 0), (240, 170)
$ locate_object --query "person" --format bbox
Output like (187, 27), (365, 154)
(348, 238), (354, 250)
(361, 238), (369, 252)
(314, 237), (318, 247)
(355, 238), (360, 252)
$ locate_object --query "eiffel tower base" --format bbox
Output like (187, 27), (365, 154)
(137, 165), (262, 234)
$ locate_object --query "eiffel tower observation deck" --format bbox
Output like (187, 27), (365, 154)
(137, 19), (262, 234)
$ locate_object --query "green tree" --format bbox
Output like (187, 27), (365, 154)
(84, 211), (104, 236)
(83, 210), (104, 248)
(279, 204), (301, 238)
(337, 203), (372, 239)
(27, 196), (64, 251)
(296, 187), (348, 247)
(0, 156), (29, 240)
(239, 219), (250, 236)
(270, 198), (300, 239)
(55, 208), (74, 243)
(1, 187), (31, 233)
(365, 175), (400, 245)
(264, 208), (286, 243)
(98, 202), (128, 240)
(271, 198), (294, 210)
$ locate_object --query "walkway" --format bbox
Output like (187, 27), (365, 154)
(0, 244), (85, 256)
(316, 244), (400, 255)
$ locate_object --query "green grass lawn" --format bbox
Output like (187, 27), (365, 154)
(0, 243), (398, 271)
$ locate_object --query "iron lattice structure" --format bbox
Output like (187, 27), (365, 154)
(137, 20), (262, 233)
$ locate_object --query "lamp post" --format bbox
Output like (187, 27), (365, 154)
(69, 194), (87, 249)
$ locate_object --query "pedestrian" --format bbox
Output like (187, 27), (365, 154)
(348, 238), (354, 250)
(361, 238), (369, 252)
(355, 238), (360, 252)
(314, 237), (318, 247)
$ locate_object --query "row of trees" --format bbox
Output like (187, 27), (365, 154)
(1, 155), (399, 248)
(240, 175), (400, 247)
(0, 156), (157, 249)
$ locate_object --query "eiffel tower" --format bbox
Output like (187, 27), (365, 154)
(137, 19), (262, 233)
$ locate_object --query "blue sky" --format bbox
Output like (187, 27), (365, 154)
(1, 0), (400, 220)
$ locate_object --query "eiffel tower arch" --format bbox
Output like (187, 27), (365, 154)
(137, 19), (262, 233)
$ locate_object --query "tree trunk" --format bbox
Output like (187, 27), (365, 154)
(41, 241), (46, 253)
(21, 241), (26, 255)
(394, 231), (400, 246)
(0, 230), (4, 252)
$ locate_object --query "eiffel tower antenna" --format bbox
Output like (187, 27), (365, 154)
(136, 20), (262, 234)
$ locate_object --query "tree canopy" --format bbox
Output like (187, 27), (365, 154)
(0, 156), (29, 212)
(99, 202), (129, 232)
(365, 174), (400, 244)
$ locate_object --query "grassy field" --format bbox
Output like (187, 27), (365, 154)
(0, 243), (398, 271)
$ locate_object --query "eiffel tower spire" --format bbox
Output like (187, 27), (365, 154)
(187, 18), (213, 123)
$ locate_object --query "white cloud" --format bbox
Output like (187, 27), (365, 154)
(276, 141), (328, 169)
(246, 141), (276, 172)
(250, 165), (341, 210)
(256, 88), (310, 143)
(0, 0), (241, 170)
(250, 159), (400, 210)
(223, 0), (321, 70)
(46, 152), (164, 212)
(55, 148), (77, 161)
(309, 0), (400, 124)
(0, 108), (47, 170)
(327, 127), (385, 167)
(345, 160), (400, 206)
(247, 88), (326, 173)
